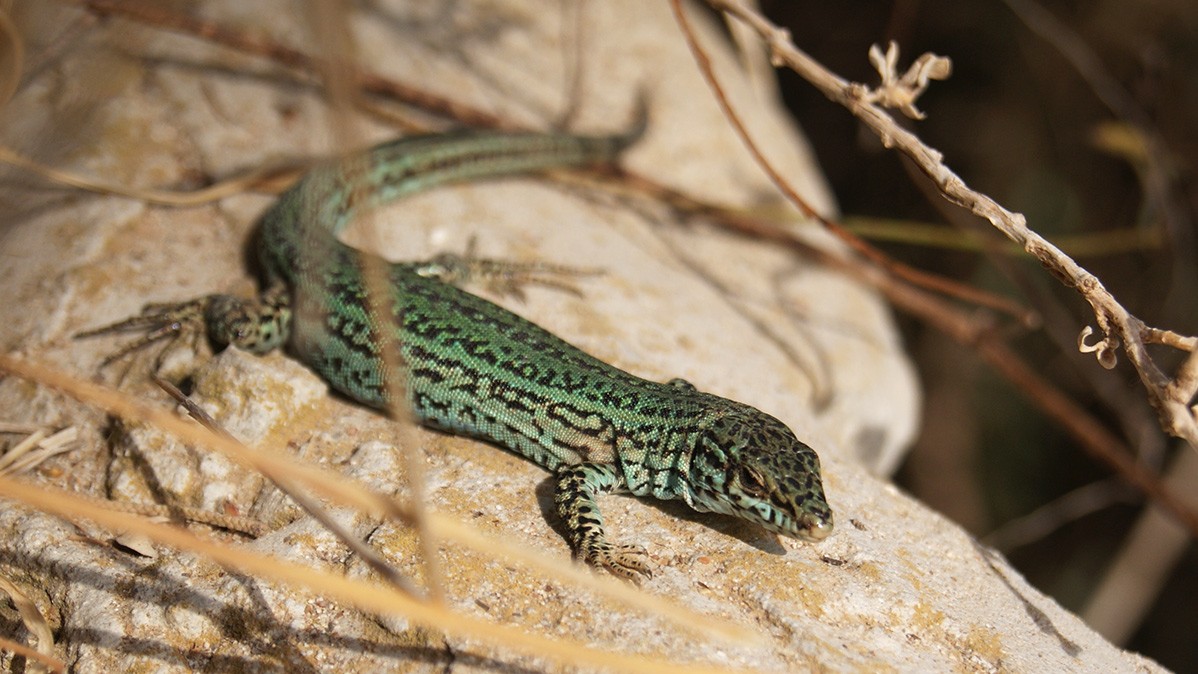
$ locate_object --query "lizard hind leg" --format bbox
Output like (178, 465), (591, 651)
(554, 462), (653, 580)
(413, 236), (602, 302)
(667, 378), (697, 391)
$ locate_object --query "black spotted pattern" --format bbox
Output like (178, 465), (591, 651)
(213, 126), (832, 577)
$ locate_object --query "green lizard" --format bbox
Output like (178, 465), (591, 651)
(82, 116), (833, 579)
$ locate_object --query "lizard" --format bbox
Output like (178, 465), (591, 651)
(81, 112), (834, 579)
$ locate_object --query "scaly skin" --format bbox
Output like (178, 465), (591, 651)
(87, 120), (833, 579)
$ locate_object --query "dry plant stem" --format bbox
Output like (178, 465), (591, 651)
(301, 0), (445, 604)
(74, 0), (1032, 328)
(0, 636), (65, 674)
(977, 337), (1198, 535)
(80, 0), (510, 130)
(63, 488), (266, 536)
(0, 427), (72, 475)
(0, 573), (57, 674)
(155, 377), (421, 597)
(983, 479), (1129, 551)
(556, 0), (588, 130)
(667, 0), (1034, 327)
(0, 145), (299, 206)
(619, 169), (1031, 323)
(0, 477), (755, 674)
(704, 0), (1198, 449)
(899, 157), (1168, 471)
(352, 221), (444, 601)
(0, 422), (41, 434)
(0, 354), (761, 646)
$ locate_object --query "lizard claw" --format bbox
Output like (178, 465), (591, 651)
(76, 299), (208, 368)
(586, 541), (654, 581)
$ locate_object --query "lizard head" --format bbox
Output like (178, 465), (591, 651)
(690, 408), (833, 542)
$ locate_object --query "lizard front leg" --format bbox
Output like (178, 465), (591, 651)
(202, 284), (292, 354)
(554, 462), (653, 580)
(78, 284), (292, 365)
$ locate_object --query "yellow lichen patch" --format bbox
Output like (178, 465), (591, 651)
(961, 627), (1005, 672)
(908, 599), (947, 633)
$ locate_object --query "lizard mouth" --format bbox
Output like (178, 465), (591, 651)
(733, 496), (834, 542)
(795, 511), (834, 541)
(758, 509), (834, 542)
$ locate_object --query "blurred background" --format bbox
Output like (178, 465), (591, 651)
(763, 0), (1197, 671)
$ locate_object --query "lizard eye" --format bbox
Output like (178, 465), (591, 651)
(738, 466), (767, 496)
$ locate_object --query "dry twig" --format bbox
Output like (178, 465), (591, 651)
(702, 0), (1197, 450)
(80, 0), (510, 129)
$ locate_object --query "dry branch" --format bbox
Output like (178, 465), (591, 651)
(702, 0), (1198, 451)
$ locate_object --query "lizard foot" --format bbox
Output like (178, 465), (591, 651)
(583, 540), (654, 581)
(555, 461), (653, 581)
(77, 286), (291, 368)
(75, 298), (209, 368)
(414, 237), (602, 301)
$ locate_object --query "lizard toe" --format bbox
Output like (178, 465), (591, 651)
(589, 542), (654, 581)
